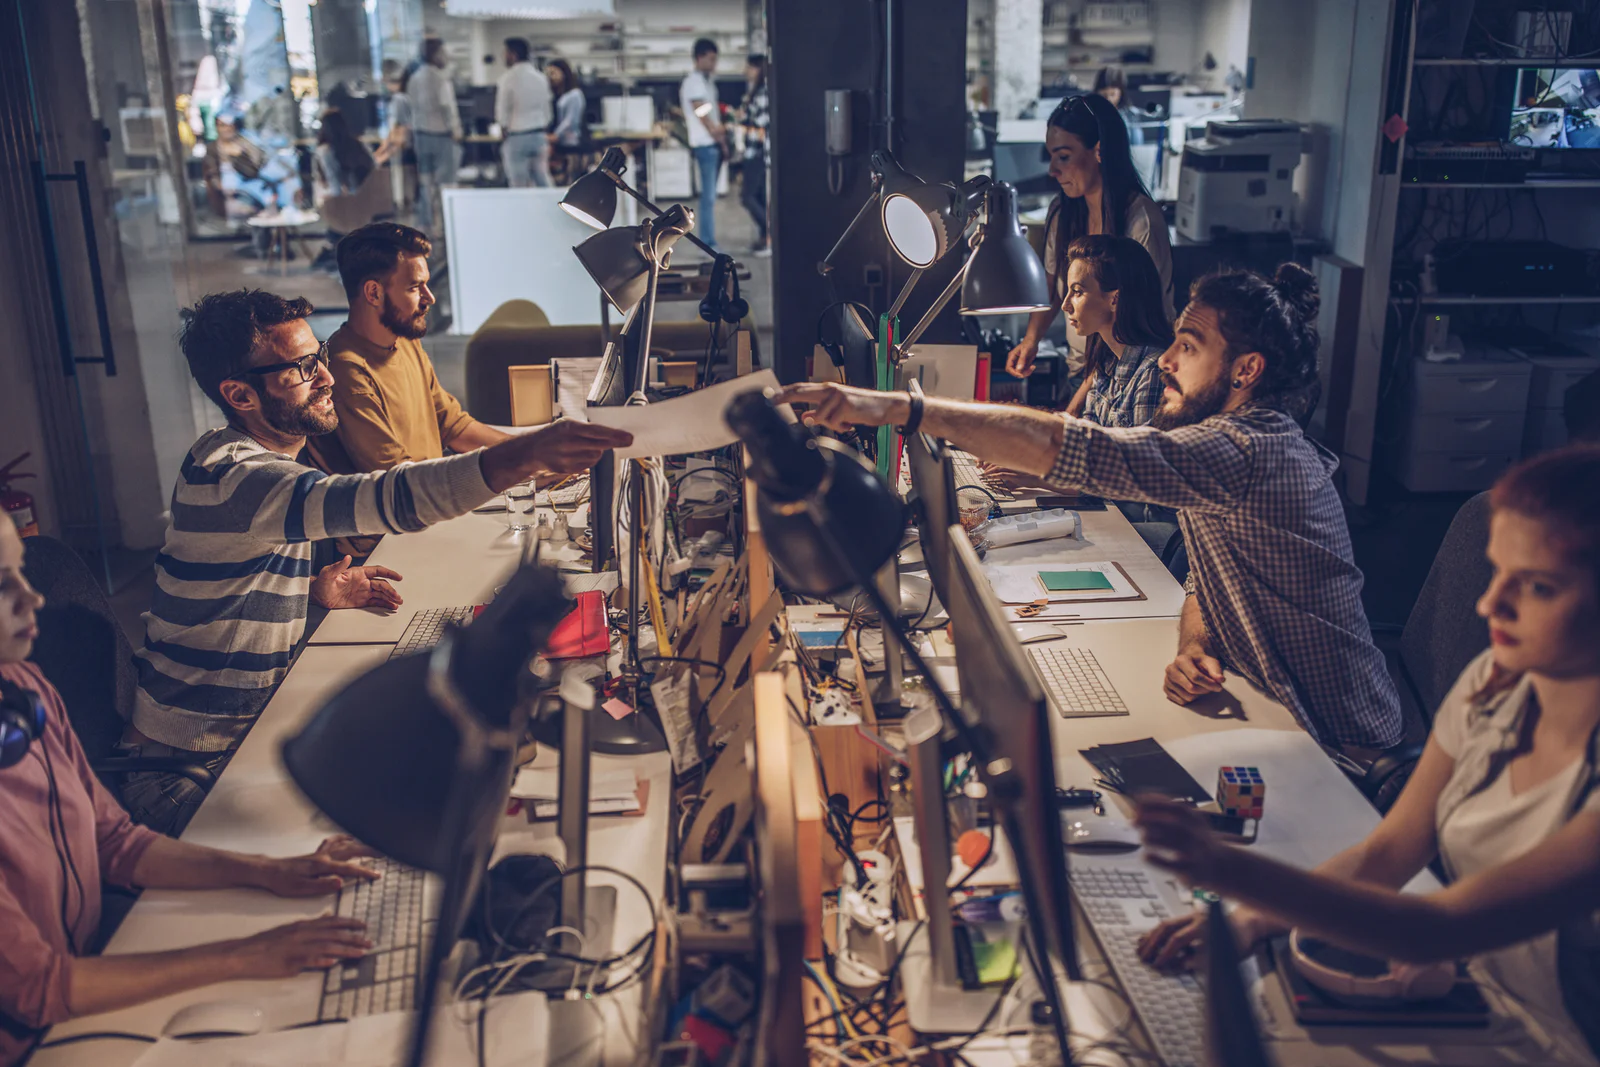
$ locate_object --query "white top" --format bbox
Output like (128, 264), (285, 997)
(496, 61), (552, 135)
(680, 70), (719, 148)
(1433, 651), (1600, 1067)
(408, 63), (461, 138)
(1043, 193), (1174, 374)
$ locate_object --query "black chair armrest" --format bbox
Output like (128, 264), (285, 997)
(90, 756), (216, 793)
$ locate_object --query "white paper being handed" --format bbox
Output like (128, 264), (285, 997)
(584, 370), (779, 459)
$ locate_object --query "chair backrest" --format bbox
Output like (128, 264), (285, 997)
(319, 164), (397, 236)
(1399, 492), (1494, 719)
(21, 537), (137, 761)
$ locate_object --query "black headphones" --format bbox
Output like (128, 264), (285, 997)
(0, 677), (46, 770)
(699, 255), (749, 326)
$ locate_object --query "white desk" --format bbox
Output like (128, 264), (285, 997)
(36, 639), (670, 1067)
(946, 618), (1571, 1066)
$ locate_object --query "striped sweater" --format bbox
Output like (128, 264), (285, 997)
(133, 427), (495, 751)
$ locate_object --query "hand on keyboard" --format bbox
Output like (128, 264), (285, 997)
(1138, 905), (1279, 972)
(254, 835), (383, 898)
(231, 916), (373, 980)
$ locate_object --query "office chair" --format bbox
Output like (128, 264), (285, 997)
(1362, 492), (1493, 812)
(20, 538), (216, 817)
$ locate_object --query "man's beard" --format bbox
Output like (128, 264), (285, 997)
(1148, 372), (1231, 431)
(380, 295), (429, 340)
(262, 385), (337, 436)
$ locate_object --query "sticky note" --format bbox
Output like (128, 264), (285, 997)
(969, 938), (1020, 986)
(1039, 570), (1114, 592)
(602, 698), (634, 720)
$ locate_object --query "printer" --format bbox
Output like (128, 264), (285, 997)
(1176, 119), (1304, 240)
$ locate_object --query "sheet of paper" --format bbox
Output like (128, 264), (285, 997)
(510, 766), (638, 801)
(552, 356), (603, 421)
(584, 370), (779, 459)
(982, 560), (1140, 604)
(1161, 728), (1435, 890)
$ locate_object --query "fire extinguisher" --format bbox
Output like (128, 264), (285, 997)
(0, 453), (39, 538)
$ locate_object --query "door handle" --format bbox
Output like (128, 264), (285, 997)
(30, 160), (117, 377)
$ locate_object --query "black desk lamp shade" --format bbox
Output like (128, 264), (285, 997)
(961, 181), (1052, 315)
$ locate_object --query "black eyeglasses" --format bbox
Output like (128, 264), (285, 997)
(232, 342), (330, 384)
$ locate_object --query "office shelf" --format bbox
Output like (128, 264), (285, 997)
(1403, 180), (1600, 189)
(1389, 294), (1600, 306)
(1413, 57), (1600, 66)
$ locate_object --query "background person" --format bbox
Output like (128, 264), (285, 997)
(497, 38), (553, 188)
(546, 57), (585, 184)
(738, 54), (770, 257)
(1006, 93), (1172, 391)
(407, 37), (461, 234)
(0, 517), (377, 1066)
(680, 38), (725, 252)
(1135, 442), (1600, 1067)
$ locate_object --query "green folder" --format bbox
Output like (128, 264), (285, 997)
(1039, 569), (1115, 592)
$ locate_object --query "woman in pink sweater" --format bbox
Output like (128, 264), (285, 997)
(0, 518), (375, 1065)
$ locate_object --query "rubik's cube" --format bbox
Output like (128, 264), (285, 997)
(1217, 766), (1265, 819)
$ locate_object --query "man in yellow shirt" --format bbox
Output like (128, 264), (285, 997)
(309, 222), (511, 552)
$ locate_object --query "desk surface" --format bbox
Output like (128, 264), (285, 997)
(37, 641), (669, 1066)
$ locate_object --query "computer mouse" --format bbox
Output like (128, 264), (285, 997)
(162, 1000), (267, 1039)
(1062, 808), (1142, 852)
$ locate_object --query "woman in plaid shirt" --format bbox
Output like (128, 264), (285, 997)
(1060, 234), (1172, 428)
(776, 264), (1405, 755)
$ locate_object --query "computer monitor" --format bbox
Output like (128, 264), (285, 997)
(1506, 67), (1600, 149)
(586, 304), (638, 573)
(1204, 900), (1272, 1067)
(819, 302), (879, 390)
(943, 529), (1079, 980)
(903, 398), (959, 607)
(992, 140), (1056, 199)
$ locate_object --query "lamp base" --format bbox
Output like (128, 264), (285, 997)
(592, 705), (668, 756)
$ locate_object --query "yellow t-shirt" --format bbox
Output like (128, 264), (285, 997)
(307, 323), (481, 554)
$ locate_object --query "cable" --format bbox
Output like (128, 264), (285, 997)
(36, 743), (85, 955)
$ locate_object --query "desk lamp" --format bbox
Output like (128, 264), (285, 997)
(570, 206), (693, 752)
(562, 148), (746, 374)
(281, 564), (576, 1067)
(725, 391), (1075, 1065)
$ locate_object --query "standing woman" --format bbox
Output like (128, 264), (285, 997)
(739, 54), (770, 256)
(545, 58), (585, 184)
(1006, 92), (1172, 384)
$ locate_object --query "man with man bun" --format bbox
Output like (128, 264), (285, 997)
(777, 265), (1404, 758)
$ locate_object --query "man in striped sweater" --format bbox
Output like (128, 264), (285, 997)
(120, 290), (630, 833)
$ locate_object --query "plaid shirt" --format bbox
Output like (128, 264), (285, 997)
(1082, 343), (1166, 428)
(1047, 405), (1403, 750)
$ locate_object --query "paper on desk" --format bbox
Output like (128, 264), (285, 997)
(982, 560), (1139, 604)
(584, 370), (779, 459)
(510, 766), (638, 801)
(1161, 728), (1434, 890)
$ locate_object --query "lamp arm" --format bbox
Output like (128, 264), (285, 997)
(886, 267), (925, 322)
(897, 251), (973, 353)
(817, 183), (885, 305)
(609, 170), (719, 260)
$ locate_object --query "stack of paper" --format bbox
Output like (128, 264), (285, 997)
(510, 766), (642, 818)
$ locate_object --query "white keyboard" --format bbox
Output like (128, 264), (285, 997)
(390, 606), (475, 660)
(320, 855), (436, 1020)
(1028, 645), (1129, 718)
(538, 475), (590, 507)
(949, 451), (1016, 502)
(1071, 862), (1206, 1067)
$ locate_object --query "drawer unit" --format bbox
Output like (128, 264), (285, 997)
(1525, 355), (1600, 409)
(1402, 411), (1525, 454)
(1391, 450), (1516, 493)
(1408, 353), (1531, 415)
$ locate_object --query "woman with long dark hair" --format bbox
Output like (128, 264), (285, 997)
(314, 108), (374, 195)
(1060, 234), (1172, 426)
(1006, 93), (1172, 384)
